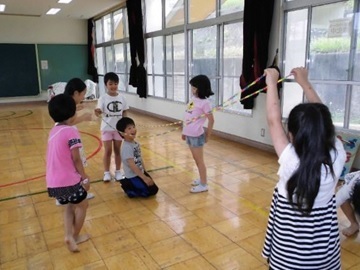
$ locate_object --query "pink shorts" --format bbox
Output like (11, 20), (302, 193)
(101, 131), (123, 141)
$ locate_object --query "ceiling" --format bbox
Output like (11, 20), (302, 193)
(0, 0), (126, 19)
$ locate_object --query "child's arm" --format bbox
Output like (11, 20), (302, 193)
(265, 68), (289, 157)
(291, 67), (322, 103)
(205, 113), (214, 142)
(71, 147), (90, 190)
(126, 158), (154, 186)
(72, 113), (92, 125)
(122, 109), (128, 118)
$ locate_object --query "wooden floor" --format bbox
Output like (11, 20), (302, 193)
(0, 101), (359, 270)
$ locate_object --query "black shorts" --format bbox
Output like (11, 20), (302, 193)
(48, 183), (87, 205)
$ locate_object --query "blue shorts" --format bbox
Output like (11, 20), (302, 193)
(185, 133), (206, 147)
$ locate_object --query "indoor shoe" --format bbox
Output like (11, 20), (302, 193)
(190, 184), (208, 193)
(86, 193), (95, 199)
(103, 172), (112, 182)
(192, 179), (200, 186)
(115, 170), (124, 181)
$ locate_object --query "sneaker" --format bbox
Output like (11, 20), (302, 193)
(103, 172), (112, 182)
(190, 184), (208, 193)
(115, 170), (124, 181)
(55, 199), (61, 206)
(192, 179), (200, 186)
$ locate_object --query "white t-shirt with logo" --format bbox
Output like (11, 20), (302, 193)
(96, 93), (129, 132)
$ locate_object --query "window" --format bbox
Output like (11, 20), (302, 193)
(188, 0), (216, 23)
(145, 0), (162, 32)
(282, 0), (359, 131)
(165, 0), (184, 27)
(95, 1), (248, 114)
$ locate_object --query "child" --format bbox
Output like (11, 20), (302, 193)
(95, 72), (129, 182)
(52, 78), (95, 205)
(46, 94), (90, 252)
(182, 75), (214, 193)
(116, 117), (158, 197)
(336, 170), (360, 236)
(262, 67), (346, 270)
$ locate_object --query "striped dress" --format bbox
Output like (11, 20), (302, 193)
(262, 189), (341, 270)
(262, 139), (346, 270)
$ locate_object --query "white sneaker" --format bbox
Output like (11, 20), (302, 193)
(55, 199), (61, 206)
(190, 184), (208, 193)
(115, 170), (124, 181)
(86, 193), (95, 199)
(192, 179), (200, 186)
(103, 172), (112, 182)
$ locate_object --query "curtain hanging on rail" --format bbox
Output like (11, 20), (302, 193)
(87, 19), (98, 83)
(127, 0), (147, 98)
(239, 0), (275, 109)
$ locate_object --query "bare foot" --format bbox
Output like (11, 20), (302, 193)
(65, 237), (79, 252)
(342, 224), (359, 237)
(75, 234), (91, 244)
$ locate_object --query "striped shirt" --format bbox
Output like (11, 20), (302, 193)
(262, 138), (346, 269)
(262, 189), (341, 270)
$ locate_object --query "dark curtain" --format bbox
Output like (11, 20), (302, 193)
(239, 0), (275, 109)
(127, 0), (147, 98)
(87, 19), (98, 83)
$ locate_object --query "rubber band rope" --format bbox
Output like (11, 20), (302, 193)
(98, 73), (291, 137)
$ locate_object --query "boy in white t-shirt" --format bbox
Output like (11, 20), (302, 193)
(95, 72), (129, 182)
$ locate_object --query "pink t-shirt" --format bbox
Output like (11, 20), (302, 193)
(46, 125), (82, 188)
(182, 97), (212, 137)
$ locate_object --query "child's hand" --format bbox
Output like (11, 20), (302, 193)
(143, 176), (154, 186)
(94, 108), (102, 117)
(264, 68), (279, 86)
(81, 178), (90, 191)
(181, 134), (186, 141)
(290, 67), (309, 86)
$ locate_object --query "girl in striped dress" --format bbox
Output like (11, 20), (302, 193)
(262, 67), (346, 270)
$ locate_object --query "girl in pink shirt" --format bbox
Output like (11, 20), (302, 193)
(46, 94), (90, 252)
(182, 75), (215, 193)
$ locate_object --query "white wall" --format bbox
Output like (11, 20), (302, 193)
(123, 92), (274, 146)
(0, 16), (87, 44)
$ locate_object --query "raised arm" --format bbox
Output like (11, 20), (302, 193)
(291, 67), (322, 103)
(265, 68), (289, 157)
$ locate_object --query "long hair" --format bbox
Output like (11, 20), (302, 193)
(286, 103), (337, 214)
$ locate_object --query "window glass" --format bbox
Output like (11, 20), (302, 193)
(192, 26), (217, 77)
(189, 0), (216, 23)
(312, 83), (346, 128)
(95, 20), (103, 44)
(222, 22), (244, 113)
(284, 9), (308, 76)
(113, 10), (124, 40)
(309, 2), (352, 81)
(154, 76), (165, 97)
(165, 0), (184, 27)
(126, 45), (136, 93)
(173, 33), (185, 102)
(220, 0), (244, 16)
(153, 36), (164, 74)
(105, 46), (114, 72)
(353, 17), (360, 81)
(103, 14), (112, 42)
(98, 76), (105, 96)
(146, 38), (153, 73)
(148, 75), (154, 95)
(114, 44), (125, 73)
(349, 85), (360, 130)
(145, 0), (162, 32)
(96, 47), (105, 75)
